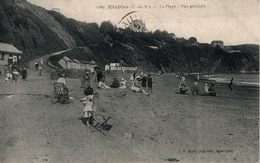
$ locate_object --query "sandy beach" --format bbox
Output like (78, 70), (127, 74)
(0, 63), (259, 163)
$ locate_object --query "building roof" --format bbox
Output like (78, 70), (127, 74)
(0, 43), (22, 54)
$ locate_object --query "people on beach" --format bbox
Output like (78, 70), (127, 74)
(96, 69), (103, 83)
(178, 76), (189, 94)
(34, 60), (39, 70)
(119, 78), (126, 89)
(228, 77), (234, 94)
(81, 85), (96, 126)
(130, 73), (135, 86)
(147, 74), (153, 93)
(204, 83), (209, 95)
(38, 65), (42, 76)
(12, 69), (19, 83)
(5, 71), (12, 83)
(140, 74), (149, 95)
(21, 67), (28, 81)
(130, 76), (141, 92)
(192, 82), (200, 95)
(98, 77), (111, 89)
(40, 58), (44, 65)
(81, 71), (91, 88)
(208, 83), (217, 96)
(57, 73), (67, 86)
(110, 77), (120, 88)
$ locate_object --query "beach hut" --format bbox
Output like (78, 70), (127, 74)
(0, 42), (22, 72)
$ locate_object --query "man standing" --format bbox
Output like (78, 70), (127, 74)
(228, 77), (234, 94)
(21, 67), (28, 81)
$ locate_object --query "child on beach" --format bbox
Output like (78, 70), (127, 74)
(5, 71), (12, 83)
(81, 86), (96, 126)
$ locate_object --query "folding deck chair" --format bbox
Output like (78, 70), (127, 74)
(91, 111), (114, 135)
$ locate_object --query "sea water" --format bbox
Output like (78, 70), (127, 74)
(209, 73), (259, 86)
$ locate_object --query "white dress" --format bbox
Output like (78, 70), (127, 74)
(81, 95), (96, 118)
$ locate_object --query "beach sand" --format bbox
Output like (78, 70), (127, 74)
(0, 65), (259, 163)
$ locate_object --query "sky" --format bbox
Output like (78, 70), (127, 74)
(27, 0), (259, 45)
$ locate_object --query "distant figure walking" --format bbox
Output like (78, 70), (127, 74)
(21, 67), (28, 80)
(228, 77), (234, 94)
(34, 60), (39, 70)
(147, 74), (153, 93)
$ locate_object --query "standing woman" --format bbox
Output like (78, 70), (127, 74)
(21, 67), (28, 81)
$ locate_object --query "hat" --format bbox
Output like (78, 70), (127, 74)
(194, 82), (198, 85)
(205, 83), (208, 86)
(136, 76), (140, 79)
(85, 71), (89, 74)
(121, 78), (125, 81)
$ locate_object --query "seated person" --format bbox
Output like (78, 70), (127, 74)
(208, 83), (217, 96)
(56, 73), (70, 103)
(130, 76), (141, 92)
(98, 78), (111, 89)
(204, 83), (209, 95)
(191, 82), (200, 95)
(119, 78), (127, 89)
(57, 73), (67, 87)
(110, 77), (120, 88)
(178, 77), (189, 94)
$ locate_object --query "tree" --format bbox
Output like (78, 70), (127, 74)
(99, 21), (115, 34)
(188, 37), (197, 44)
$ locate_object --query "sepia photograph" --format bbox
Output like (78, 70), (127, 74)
(0, 0), (259, 162)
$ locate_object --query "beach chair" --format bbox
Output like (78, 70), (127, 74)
(51, 83), (70, 104)
(91, 111), (114, 135)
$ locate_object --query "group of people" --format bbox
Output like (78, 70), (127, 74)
(129, 73), (153, 96)
(77, 69), (155, 127)
(5, 67), (28, 83)
(178, 76), (217, 96)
